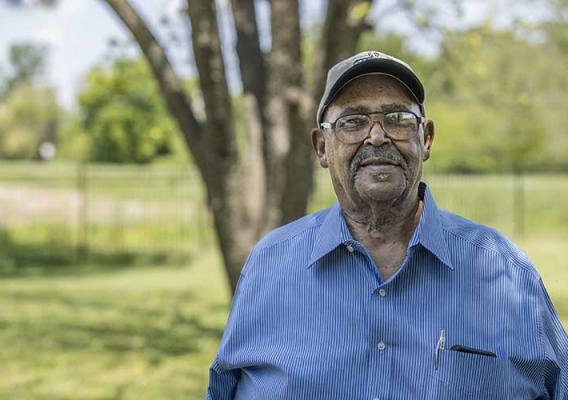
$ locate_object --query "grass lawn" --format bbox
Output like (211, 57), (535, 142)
(0, 251), (229, 400)
(0, 234), (566, 399)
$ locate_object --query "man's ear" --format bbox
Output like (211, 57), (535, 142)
(422, 119), (435, 161)
(311, 128), (328, 168)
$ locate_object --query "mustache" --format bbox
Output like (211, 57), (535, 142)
(350, 145), (406, 175)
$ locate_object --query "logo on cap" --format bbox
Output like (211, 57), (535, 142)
(353, 51), (383, 65)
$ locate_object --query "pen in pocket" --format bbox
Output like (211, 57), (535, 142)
(434, 329), (445, 370)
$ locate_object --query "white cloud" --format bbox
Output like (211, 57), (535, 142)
(59, 0), (88, 16)
(164, 0), (184, 17)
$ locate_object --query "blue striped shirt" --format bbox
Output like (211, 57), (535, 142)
(206, 182), (568, 399)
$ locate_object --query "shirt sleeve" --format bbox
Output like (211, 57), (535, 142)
(206, 356), (240, 400)
(538, 278), (568, 399)
(205, 251), (255, 400)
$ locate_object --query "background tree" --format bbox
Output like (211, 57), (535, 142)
(0, 0), (502, 291)
(78, 58), (180, 164)
(5, 0), (565, 291)
(422, 23), (566, 173)
(2, 42), (48, 96)
(0, 83), (60, 159)
(95, 0), (376, 292)
(0, 42), (60, 160)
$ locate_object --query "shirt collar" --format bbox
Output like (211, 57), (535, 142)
(307, 200), (353, 268)
(307, 182), (453, 270)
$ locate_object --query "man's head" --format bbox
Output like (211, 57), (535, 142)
(311, 51), (434, 212)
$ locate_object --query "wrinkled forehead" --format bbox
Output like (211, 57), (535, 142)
(323, 74), (420, 120)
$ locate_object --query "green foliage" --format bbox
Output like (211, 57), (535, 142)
(6, 43), (47, 90)
(359, 23), (568, 173)
(364, 15), (568, 172)
(55, 113), (91, 162)
(0, 42), (49, 98)
(78, 59), (180, 164)
(0, 42), (61, 161)
(0, 83), (60, 159)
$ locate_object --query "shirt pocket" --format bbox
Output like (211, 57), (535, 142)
(429, 348), (509, 400)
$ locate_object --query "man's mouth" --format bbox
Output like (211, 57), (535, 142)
(358, 157), (400, 168)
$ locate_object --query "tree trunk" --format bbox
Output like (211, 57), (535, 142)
(186, 0), (258, 293)
(263, 0), (309, 229)
(101, 0), (372, 294)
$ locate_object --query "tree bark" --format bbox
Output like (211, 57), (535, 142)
(186, 0), (257, 293)
(230, 0), (269, 240)
(263, 0), (310, 228)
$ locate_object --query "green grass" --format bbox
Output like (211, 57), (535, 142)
(0, 251), (229, 400)
(521, 235), (568, 321)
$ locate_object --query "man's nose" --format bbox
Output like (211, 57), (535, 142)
(363, 121), (391, 147)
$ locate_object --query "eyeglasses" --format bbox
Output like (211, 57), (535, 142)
(321, 111), (425, 144)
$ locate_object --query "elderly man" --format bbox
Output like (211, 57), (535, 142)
(206, 51), (568, 399)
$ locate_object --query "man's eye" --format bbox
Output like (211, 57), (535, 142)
(386, 112), (416, 126)
(339, 116), (368, 130)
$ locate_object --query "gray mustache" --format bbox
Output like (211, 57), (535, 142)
(351, 146), (406, 175)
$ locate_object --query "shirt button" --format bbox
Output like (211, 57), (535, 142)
(346, 245), (354, 253)
(378, 288), (387, 297)
(377, 341), (386, 351)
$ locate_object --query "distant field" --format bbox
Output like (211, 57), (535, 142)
(0, 163), (567, 399)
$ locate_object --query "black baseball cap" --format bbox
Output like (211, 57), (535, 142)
(317, 50), (425, 127)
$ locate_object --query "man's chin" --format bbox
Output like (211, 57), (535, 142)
(355, 185), (404, 203)
(352, 170), (406, 203)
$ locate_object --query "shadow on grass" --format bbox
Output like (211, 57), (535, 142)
(0, 229), (194, 278)
(5, 294), (224, 362)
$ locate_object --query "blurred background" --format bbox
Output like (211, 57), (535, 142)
(0, 0), (567, 398)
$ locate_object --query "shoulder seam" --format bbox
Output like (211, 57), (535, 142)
(442, 226), (538, 277)
(255, 218), (324, 253)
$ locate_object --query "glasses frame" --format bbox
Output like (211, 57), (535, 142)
(320, 110), (425, 143)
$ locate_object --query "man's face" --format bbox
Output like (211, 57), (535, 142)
(311, 74), (434, 209)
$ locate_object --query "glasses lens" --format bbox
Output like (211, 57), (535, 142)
(336, 114), (371, 143)
(383, 111), (418, 140)
(334, 111), (420, 143)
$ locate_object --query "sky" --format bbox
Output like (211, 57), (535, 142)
(0, 0), (550, 110)
(0, 0), (186, 108)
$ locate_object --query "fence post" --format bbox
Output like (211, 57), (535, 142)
(77, 162), (89, 262)
(513, 165), (525, 239)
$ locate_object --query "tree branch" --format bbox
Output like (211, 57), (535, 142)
(230, 0), (267, 116)
(187, 0), (236, 165)
(266, 0), (313, 226)
(102, 0), (203, 153)
(229, 0), (269, 227)
(310, 0), (374, 114)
